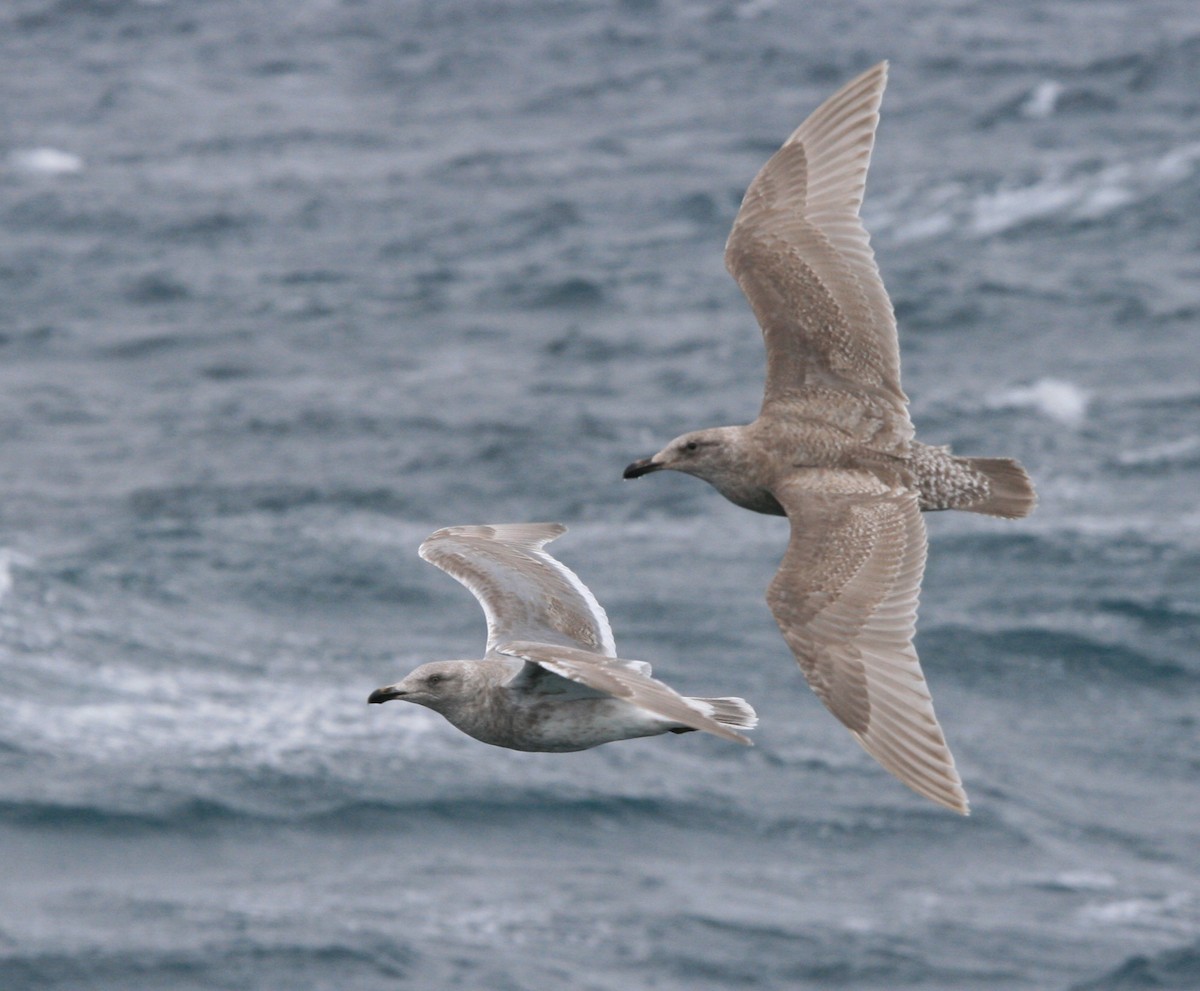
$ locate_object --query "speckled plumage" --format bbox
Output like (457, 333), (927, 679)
(623, 63), (1036, 814)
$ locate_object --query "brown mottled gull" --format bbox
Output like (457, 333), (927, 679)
(623, 62), (1036, 814)
(369, 523), (757, 750)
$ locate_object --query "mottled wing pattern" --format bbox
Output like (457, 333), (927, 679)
(766, 474), (968, 813)
(497, 640), (751, 745)
(419, 524), (617, 658)
(724, 61), (912, 444)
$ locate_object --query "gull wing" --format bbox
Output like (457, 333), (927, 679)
(497, 640), (752, 745)
(724, 61), (912, 446)
(766, 474), (967, 813)
(419, 524), (617, 658)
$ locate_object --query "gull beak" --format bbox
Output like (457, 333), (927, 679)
(623, 456), (664, 479)
(368, 686), (405, 704)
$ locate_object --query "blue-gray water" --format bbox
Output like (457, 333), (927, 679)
(2, 1), (1199, 988)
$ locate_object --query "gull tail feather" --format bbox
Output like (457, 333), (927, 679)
(958, 457), (1037, 519)
(685, 696), (759, 732)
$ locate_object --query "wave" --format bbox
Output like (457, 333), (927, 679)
(154, 210), (260, 245)
(502, 198), (584, 243)
(0, 790), (749, 835)
(0, 797), (243, 833)
(0, 548), (33, 604)
(870, 142), (1200, 243)
(7, 147), (83, 176)
(1111, 436), (1200, 471)
(978, 78), (1122, 128)
(176, 127), (388, 157)
(1029, 870), (1119, 894)
(122, 270), (191, 305)
(495, 273), (607, 310)
(649, 913), (1016, 989)
(5, 191), (139, 237)
(1070, 939), (1200, 991)
(127, 481), (412, 520)
(985, 377), (1089, 426)
(1019, 80), (1065, 120)
(921, 625), (1191, 685)
(0, 940), (416, 991)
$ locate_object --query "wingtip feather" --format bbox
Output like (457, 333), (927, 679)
(420, 522), (568, 559)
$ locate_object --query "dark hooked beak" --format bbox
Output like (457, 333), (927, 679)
(623, 457), (663, 480)
(368, 687), (404, 704)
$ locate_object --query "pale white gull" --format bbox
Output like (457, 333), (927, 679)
(369, 523), (757, 750)
(623, 62), (1037, 814)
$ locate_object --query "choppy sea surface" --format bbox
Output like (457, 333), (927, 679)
(2, 1), (1199, 988)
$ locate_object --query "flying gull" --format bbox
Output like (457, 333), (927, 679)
(369, 523), (757, 750)
(623, 62), (1036, 813)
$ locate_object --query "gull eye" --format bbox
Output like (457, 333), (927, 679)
(426, 673), (446, 686)
(684, 441), (699, 452)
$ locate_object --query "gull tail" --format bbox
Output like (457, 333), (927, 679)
(685, 696), (759, 733)
(958, 457), (1037, 519)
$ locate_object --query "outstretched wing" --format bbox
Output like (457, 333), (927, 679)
(419, 524), (617, 658)
(766, 474), (967, 813)
(497, 640), (753, 745)
(724, 61), (912, 448)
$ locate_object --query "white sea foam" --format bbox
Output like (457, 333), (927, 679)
(1114, 436), (1200, 468)
(1079, 892), (1192, 926)
(0, 550), (16, 603)
(988, 378), (1089, 426)
(1, 654), (440, 770)
(970, 181), (1076, 237)
(735, 0), (778, 18)
(9, 147), (84, 176)
(0, 548), (34, 603)
(1053, 870), (1118, 892)
(874, 142), (1200, 243)
(1020, 80), (1064, 119)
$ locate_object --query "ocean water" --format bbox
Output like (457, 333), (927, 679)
(2, 0), (1199, 988)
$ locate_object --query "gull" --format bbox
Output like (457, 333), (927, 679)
(369, 523), (757, 750)
(623, 62), (1036, 813)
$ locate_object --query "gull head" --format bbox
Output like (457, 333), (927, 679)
(368, 660), (472, 712)
(623, 427), (739, 482)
